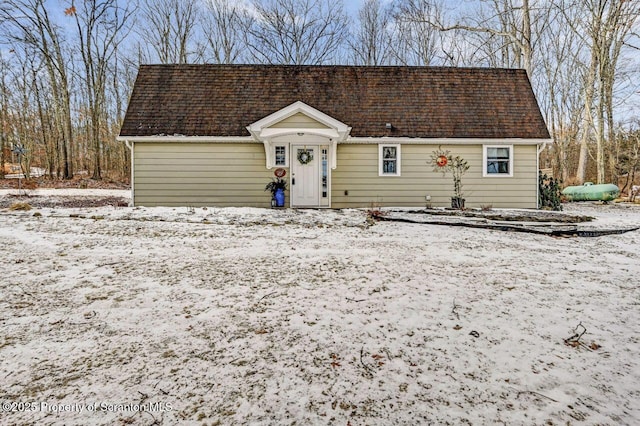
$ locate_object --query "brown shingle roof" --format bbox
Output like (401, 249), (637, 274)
(119, 64), (550, 139)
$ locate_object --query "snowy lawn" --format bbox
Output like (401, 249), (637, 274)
(1, 195), (639, 425)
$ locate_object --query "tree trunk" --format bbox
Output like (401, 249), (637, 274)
(576, 46), (598, 184)
(521, 0), (533, 79)
(595, 70), (606, 184)
(0, 70), (7, 179)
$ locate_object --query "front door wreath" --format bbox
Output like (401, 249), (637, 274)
(297, 148), (313, 165)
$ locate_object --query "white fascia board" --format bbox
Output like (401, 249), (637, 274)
(123, 139), (134, 206)
(116, 136), (257, 143)
(344, 137), (554, 145)
(259, 127), (341, 139)
(247, 101), (350, 134)
(537, 139), (553, 154)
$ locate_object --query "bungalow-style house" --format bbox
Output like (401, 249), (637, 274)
(118, 65), (551, 208)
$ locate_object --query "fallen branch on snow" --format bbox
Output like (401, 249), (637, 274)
(258, 291), (278, 301)
(515, 389), (559, 403)
(373, 214), (639, 238)
(452, 299), (460, 320)
(360, 347), (375, 377)
(564, 322), (587, 346)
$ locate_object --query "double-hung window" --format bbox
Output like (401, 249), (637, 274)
(483, 145), (513, 177)
(379, 144), (401, 176)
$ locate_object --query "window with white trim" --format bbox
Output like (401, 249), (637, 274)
(274, 145), (288, 167)
(321, 148), (328, 199)
(379, 144), (401, 176)
(483, 145), (513, 177)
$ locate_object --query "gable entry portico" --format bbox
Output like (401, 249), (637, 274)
(247, 101), (352, 208)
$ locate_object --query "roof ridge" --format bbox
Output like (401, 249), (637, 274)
(138, 63), (527, 73)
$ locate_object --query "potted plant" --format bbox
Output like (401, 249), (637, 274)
(430, 147), (470, 209)
(265, 177), (288, 207)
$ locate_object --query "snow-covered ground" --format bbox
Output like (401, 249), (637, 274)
(1, 195), (639, 425)
(3, 167), (46, 179)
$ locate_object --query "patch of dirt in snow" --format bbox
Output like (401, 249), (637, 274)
(0, 189), (129, 209)
(0, 177), (128, 190)
(0, 202), (639, 425)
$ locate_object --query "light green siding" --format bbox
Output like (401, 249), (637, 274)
(133, 143), (276, 207)
(132, 142), (538, 208)
(331, 144), (538, 209)
(269, 112), (329, 129)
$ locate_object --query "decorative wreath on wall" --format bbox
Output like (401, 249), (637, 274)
(297, 148), (313, 165)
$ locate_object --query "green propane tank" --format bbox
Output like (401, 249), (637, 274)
(561, 182), (620, 202)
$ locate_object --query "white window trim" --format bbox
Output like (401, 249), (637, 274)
(483, 144), (513, 177)
(378, 144), (401, 176)
(273, 144), (288, 167)
(320, 146), (330, 206)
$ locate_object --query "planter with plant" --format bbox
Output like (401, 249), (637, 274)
(265, 177), (288, 207)
(430, 147), (470, 209)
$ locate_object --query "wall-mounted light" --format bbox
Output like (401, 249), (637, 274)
(385, 123), (393, 130)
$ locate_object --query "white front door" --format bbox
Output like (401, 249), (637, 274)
(291, 145), (319, 207)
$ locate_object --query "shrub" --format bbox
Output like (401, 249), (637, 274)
(538, 172), (563, 211)
(480, 204), (493, 211)
(9, 202), (32, 211)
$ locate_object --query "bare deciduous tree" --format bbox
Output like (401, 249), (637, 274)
(246, 0), (350, 65)
(391, 0), (445, 66)
(425, 0), (537, 77)
(537, 4), (585, 182)
(616, 126), (640, 195)
(140, 0), (200, 64)
(69, 0), (134, 179)
(0, 54), (8, 179)
(565, 0), (640, 183)
(1, 0), (74, 178)
(203, 0), (251, 64)
(349, 0), (393, 66)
